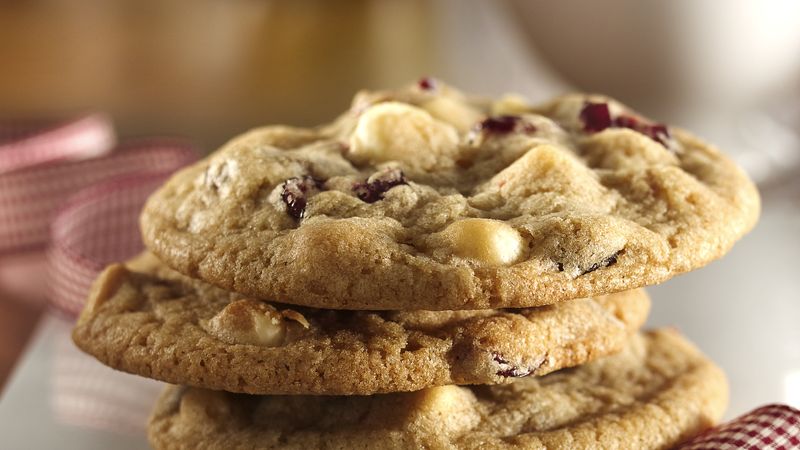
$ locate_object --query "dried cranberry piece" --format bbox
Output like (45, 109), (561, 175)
(580, 251), (620, 276)
(492, 353), (533, 378)
(476, 115), (536, 135)
(612, 115), (639, 129)
(579, 102), (613, 132)
(649, 124), (670, 145)
(417, 77), (436, 91)
(280, 176), (321, 220)
(636, 122), (671, 147)
(581, 102), (672, 148)
(613, 115), (672, 147)
(479, 115), (517, 134)
(353, 168), (407, 203)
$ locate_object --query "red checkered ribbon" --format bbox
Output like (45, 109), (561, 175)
(0, 114), (116, 252)
(0, 114), (199, 434)
(43, 142), (197, 316)
(677, 404), (800, 449)
(0, 115), (197, 433)
(0, 114), (114, 175)
(0, 115), (198, 315)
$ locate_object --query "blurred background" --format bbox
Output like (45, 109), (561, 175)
(2, 0), (799, 174)
(0, 0), (799, 447)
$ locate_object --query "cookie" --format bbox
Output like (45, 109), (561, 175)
(72, 253), (648, 395)
(148, 329), (727, 449)
(140, 80), (759, 310)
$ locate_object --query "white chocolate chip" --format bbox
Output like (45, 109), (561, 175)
(250, 311), (286, 346)
(203, 159), (239, 198)
(439, 218), (523, 266)
(348, 102), (459, 170)
(179, 388), (232, 422)
(491, 94), (532, 116)
(207, 299), (287, 347)
(421, 96), (484, 132)
(410, 385), (481, 432)
(416, 385), (475, 413)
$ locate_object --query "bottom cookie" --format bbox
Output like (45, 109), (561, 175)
(148, 329), (727, 450)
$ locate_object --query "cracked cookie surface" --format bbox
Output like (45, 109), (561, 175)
(148, 329), (728, 450)
(72, 253), (648, 395)
(141, 80), (759, 310)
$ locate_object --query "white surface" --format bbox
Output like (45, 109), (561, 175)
(647, 199), (800, 419)
(0, 315), (151, 449)
(0, 201), (797, 446)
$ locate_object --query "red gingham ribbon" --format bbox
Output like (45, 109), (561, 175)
(45, 143), (197, 316)
(0, 140), (196, 255)
(0, 114), (199, 434)
(0, 115), (198, 314)
(0, 115), (117, 252)
(0, 114), (115, 175)
(677, 404), (800, 449)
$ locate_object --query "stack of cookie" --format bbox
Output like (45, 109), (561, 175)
(73, 79), (760, 449)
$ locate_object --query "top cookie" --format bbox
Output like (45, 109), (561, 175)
(141, 79), (760, 310)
